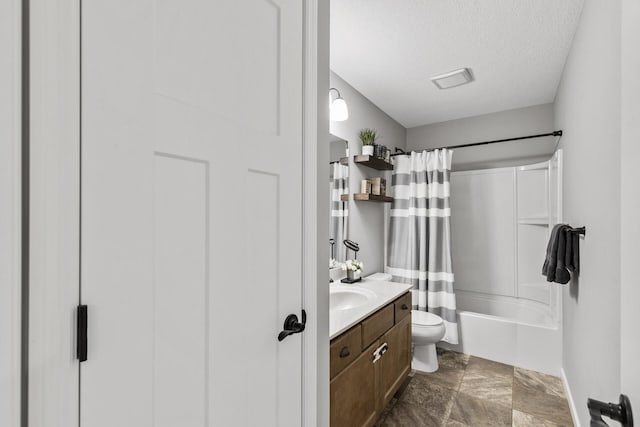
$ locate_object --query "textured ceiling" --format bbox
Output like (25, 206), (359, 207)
(330, 0), (584, 128)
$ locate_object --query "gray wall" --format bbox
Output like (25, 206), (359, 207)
(554, 1), (621, 425)
(0, 0), (20, 425)
(407, 104), (556, 170)
(621, 0), (640, 409)
(329, 71), (406, 275)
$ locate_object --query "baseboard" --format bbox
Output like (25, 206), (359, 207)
(561, 367), (582, 427)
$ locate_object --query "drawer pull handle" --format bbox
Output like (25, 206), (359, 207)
(373, 342), (389, 363)
(339, 347), (350, 358)
(401, 304), (408, 310)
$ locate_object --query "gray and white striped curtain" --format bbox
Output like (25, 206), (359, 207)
(330, 162), (349, 262)
(387, 149), (458, 344)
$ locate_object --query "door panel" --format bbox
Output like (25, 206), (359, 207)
(81, 1), (303, 426)
(153, 154), (209, 426)
(330, 341), (380, 427)
(379, 316), (411, 407)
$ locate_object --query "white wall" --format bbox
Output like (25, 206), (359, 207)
(0, 0), (21, 426)
(553, 1), (622, 425)
(620, 0), (640, 412)
(329, 71), (406, 275)
(407, 104), (556, 171)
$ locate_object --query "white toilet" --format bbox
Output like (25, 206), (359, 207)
(366, 273), (446, 373)
(411, 310), (446, 373)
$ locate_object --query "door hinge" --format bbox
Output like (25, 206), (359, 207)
(77, 305), (87, 362)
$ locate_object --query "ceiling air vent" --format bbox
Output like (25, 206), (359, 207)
(430, 68), (474, 89)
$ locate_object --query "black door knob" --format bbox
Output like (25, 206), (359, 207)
(588, 394), (633, 427)
(278, 310), (307, 342)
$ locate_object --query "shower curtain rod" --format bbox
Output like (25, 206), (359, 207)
(391, 130), (563, 157)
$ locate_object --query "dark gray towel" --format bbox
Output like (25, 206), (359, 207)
(542, 224), (563, 282)
(542, 224), (579, 284)
(570, 231), (580, 274)
(554, 227), (570, 284)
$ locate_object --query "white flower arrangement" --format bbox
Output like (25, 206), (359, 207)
(342, 259), (363, 273)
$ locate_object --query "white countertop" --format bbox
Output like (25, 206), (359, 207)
(329, 279), (413, 340)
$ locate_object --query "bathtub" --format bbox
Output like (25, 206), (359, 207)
(438, 290), (562, 376)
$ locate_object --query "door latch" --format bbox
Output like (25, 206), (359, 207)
(277, 310), (306, 342)
(588, 394), (633, 427)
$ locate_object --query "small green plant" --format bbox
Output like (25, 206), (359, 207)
(359, 128), (378, 146)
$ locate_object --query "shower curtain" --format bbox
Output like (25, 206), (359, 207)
(387, 149), (458, 344)
(330, 162), (349, 263)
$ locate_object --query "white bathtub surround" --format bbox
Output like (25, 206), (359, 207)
(438, 290), (562, 376)
(329, 279), (412, 339)
(439, 153), (564, 376)
(387, 149), (458, 344)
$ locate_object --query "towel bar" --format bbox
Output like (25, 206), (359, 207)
(568, 226), (586, 237)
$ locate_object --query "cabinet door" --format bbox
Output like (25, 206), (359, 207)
(379, 315), (412, 407)
(330, 341), (380, 427)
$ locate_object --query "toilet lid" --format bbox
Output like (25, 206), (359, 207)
(412, 310), (444, 326)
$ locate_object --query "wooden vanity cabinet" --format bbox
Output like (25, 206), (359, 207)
(330, 292), (412, 427)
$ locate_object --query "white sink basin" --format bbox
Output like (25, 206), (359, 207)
(330, 287), (376, 311)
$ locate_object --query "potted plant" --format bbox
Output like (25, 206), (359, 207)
(342, 259), (363, 281)
(359, 128), (377, 156)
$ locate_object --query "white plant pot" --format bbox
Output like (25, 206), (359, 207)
(362, 145), (374, 156)
(347, 269), (361, 281)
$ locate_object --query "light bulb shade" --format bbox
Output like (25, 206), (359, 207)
(330, 97), (349, 121)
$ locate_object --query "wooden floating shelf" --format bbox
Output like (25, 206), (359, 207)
(351, 193), (394, 203)
(353, 155), (393, 171)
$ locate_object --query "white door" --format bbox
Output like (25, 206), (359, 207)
(80, 1), (304, 426)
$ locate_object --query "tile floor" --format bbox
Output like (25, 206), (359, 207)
(376, 349), (574, 427)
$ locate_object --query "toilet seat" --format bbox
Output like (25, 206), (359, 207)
(412, 310), (443, 327)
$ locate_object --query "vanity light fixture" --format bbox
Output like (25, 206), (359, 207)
(431, 68), (474, 89)
(329, 87), (349, 121)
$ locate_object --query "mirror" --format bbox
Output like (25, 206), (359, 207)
(329, 135), (349, 267)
